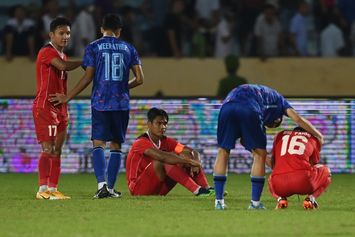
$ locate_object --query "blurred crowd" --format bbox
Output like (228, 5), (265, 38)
(1, 0), (355, 61)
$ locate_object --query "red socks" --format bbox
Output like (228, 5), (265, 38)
(49, 155), (61, 188)
(164, 164), (199, 193)
(38, 152), (51, 186)
(38, 152), (61, 188)
(192, 169), (209, 188)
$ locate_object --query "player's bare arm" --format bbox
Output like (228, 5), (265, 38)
(180, 147), (201, 174)
(144, 148), (201, 168)
(50, 57), (82, 71)
(286, 108), (324, 144)
(128, 64), (144, 89)
(49, 66), (95, 106)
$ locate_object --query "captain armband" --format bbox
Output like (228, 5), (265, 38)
(174, 143), (185, 154)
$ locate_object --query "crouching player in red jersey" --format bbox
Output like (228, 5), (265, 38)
(32, 17), (82, 200)
(268, 127), (331, 209)
(126, 108), (215, 196)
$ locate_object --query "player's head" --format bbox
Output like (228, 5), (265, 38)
(224, 54), (240, 74)
(147, 108), (169, 137)
(101, 14), (122, 36)
(49, 17), (71, 48)
(265, 117), (283, 128)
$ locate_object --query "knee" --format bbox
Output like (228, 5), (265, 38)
(217, 148), (230, 160)
(110, 141), (121, 151)
(42, 146), (53, 155)
(93, 140), (106, 149)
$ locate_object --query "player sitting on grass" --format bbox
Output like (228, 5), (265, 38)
(268, 127), (331, 210)
(126, 107), (215, 196)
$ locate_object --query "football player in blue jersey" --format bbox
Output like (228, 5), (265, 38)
(50, 14), (144, 198)
(213, 84), (323, 210)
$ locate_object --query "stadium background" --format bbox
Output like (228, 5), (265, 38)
(0, 1), (355, 173)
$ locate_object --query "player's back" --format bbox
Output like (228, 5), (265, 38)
(223, 84), (292, 125)
(84, 36), (141, 111)
(272, 130), (320, 175)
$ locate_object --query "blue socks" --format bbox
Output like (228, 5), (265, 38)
(213, 175), (227, 200)
(251, 176), (265, 202)
(92, 147), (106, 183)
(107, 150), (122, 189)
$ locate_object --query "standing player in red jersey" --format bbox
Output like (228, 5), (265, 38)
(268, 127), (331, 209)
(126, 108), (215, 196)
(32, 17), (82, 200)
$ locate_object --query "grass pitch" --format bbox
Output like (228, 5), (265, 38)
(0, 173), (354, 237)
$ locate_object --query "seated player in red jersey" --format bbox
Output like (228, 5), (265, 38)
(126, 108), (215, 196)
(268, 127), (331, 209)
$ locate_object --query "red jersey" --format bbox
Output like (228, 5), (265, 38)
(271, 130), (321, 175)
(33, 44), (68, 115)
(126, 133), (179, 185)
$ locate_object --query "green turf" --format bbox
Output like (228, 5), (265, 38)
(0, 173), (354, 237)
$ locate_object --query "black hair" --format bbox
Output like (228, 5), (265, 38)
(293, 126), (306, 132)
(147, 108), (169, 123)
(264, 3), (276, 11)
(50, 17), (71, 32)
(102, 14), (123, 31)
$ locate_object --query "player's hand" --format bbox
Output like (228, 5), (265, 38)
(49, 93), (69, 106)
(188, 159), (201, 168)
(319, 135), (325, 146)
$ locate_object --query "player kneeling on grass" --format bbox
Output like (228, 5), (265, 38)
(126, 108), (215, 196)
(268, 127), (331, 210)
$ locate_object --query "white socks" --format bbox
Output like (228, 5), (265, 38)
(48, 187), (57, 192)
(38, 185), (48, 192)
(251, 200), (260, 207)
(98, 182), (106, 190)
(215, 199), (225, 205)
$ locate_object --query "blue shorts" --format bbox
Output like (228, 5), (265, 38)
(91, 108), (129, 142)
(217, 102), (266, 151)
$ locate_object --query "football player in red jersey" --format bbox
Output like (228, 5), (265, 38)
(268, 127), (331, 209)
(32, 17), (82, 200)
(126, 108), (215, 196)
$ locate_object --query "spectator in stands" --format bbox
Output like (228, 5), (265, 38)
(254, 4), (282, 60)
(3, 5), (35, 61)
(191, 17), (208, 58)
(71, 5), (96, 57)
(320, 14), (345, 57)
(39, 0), (62, 45)
(351, 21), (355, 56)
(289, 1), (310, 56)
(238, 0), (264, 56)
(162, 0), (185, 57)
(144, 0), (169, 56)
(216, 55), (247, 99)
(195, 0), (220, 24)
(214, 11), (236, 58)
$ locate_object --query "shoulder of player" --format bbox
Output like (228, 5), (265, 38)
(38, 44), (53, 54)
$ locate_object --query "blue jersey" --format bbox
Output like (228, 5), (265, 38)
(223, 84), (293, 125)
(83, 36), (141, 111)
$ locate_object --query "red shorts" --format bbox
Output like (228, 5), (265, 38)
(32, 107), (68, 143)
(268, 165), (331, 198)
(128, 162), (177, 196)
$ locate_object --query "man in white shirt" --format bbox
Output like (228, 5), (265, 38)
(320, 16), (345, 57)
(254, 4), (282, 58)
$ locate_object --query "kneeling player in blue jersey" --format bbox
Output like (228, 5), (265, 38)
(213, 84), (324, 210)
